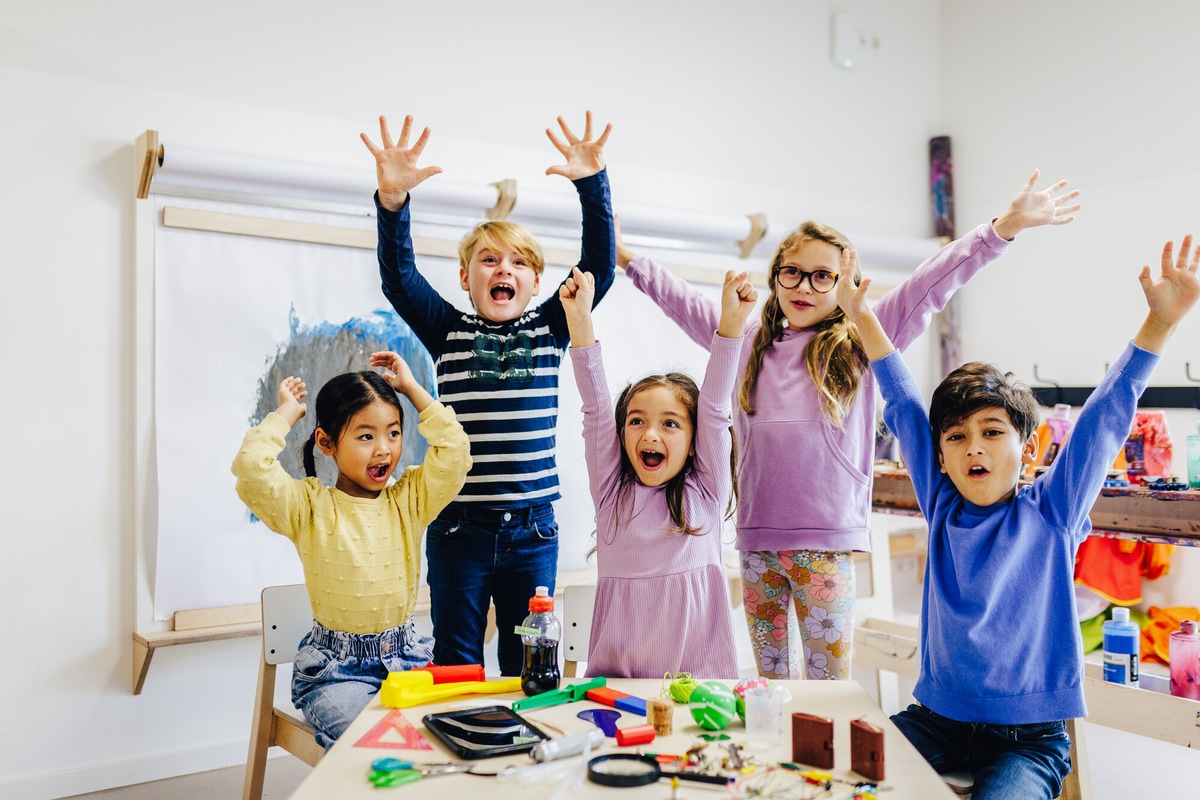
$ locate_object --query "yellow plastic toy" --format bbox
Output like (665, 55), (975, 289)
(379, 670), (523, 709)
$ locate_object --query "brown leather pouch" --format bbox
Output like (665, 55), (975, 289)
(790, 712), (834, 769)
(850, 718), (885, 781)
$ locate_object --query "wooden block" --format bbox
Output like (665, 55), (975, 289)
(586, 687), (629, 707)
(174, 603), (260, 631)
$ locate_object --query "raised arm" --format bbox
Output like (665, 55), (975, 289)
(874, 170), (1080, 351)
(991, 169), (1080, 241)
(364, 115), (458, 354)
(691, 272), (756, 496)
(1039, 235), (1198, 532)
(369, 351), (435, 413)
(835, 250), (896, 363)
(560, 267), (596, 347)
(539, 112), (616, 339)
(1133, 234), (1200, 353)
(361, 115), (444, 212)
(231, 377), (315, 538)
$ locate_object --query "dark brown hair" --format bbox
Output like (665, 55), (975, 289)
(929, 362), (1040, 450)
(613, 373), (739, 537)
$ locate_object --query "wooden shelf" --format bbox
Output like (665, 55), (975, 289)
(873, 465), (1200, 545)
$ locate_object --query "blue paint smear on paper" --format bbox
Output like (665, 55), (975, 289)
(249, 308), (436, 495)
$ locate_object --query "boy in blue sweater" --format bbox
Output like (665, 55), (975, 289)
(836, 236), (1198, 800)
(361, 112), (615, 676)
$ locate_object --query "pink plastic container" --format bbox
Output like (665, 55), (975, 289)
(1169, 620), (1200, 701)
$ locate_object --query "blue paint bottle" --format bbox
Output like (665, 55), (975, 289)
(1102, 606), (1139, 687)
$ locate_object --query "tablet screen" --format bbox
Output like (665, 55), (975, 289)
(422, 705), (550, 759)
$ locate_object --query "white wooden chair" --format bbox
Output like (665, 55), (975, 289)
(562, 582), (597, 677)
(852, 620), (1089, 800)
(242, 584), (324, 800)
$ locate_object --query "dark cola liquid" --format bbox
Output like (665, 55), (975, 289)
(520, 639), (561, 696)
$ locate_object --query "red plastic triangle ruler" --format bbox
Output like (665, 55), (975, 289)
(353, 708), (433, 750)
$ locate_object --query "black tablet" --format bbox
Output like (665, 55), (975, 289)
(422, 705), (551, 760)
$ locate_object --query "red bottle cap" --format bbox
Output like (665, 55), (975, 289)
(529, 585), (554, 612)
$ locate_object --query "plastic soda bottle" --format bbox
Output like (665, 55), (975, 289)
(1168, 620), (1200, 700)
(1102, 606), (1139, 687)
(517, 586), (561, 696)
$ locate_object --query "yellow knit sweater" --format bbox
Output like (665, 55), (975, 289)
(231, 402), (470, 633)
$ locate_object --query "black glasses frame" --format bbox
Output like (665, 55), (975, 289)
(774, 266), (840, 293)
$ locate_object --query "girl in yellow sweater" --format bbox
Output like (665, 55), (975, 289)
(232, 351), (470, 748)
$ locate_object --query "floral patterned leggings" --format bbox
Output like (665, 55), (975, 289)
(740, 549), (856, 680)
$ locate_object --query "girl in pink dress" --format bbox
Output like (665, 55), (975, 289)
(560, 266), (756, 678)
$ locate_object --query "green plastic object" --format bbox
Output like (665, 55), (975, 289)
(511, 676), (607, 711)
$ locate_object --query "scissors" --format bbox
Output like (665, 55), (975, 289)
(368, 757), (477, 788)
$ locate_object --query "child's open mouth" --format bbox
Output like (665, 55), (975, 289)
(490, 283), (515, 302)
(968, 466), (989, 478)
(640, 451), (665, 469)
(368, 463), (390, 481)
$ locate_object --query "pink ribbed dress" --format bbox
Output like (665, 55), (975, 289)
(570, 333), (740, 679)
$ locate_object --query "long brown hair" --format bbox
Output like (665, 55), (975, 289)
(612, 373), (739, 537)
(738, 221), (867, 428)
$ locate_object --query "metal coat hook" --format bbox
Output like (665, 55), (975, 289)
(1032, 364), (1060, 387)
(1187, 362), (1199, 384)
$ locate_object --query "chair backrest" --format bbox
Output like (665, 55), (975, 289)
(562, 583), (597, 665)
(262, 584), (314, 666)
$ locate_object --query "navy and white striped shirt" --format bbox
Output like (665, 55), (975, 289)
(375, 170), (615, 508)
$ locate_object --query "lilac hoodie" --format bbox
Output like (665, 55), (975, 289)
(626, 222), (1010, 553)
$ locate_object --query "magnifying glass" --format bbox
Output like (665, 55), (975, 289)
(587, 754), (660, 787)
(587, 755), (734, 788)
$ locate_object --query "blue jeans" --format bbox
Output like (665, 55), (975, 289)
(291, 620), (434, 750)
(425, 503), (559, 677)
(891, 704), (1072, 800)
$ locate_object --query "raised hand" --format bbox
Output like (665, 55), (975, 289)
(276, 376), (308, 426)
(718, 270), (758, 338)
(360, 115), (444, 211)
(545, 110), (612, 180)
(834, 250), (894, 361)
(1140, 234), (1200, 329)
(369, 351), (417, 395)
(992, 169), (1081, 240)
(834, 249), (872, 325)
(560, 267), (597, 346)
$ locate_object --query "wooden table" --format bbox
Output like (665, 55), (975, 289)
(873, 465), (1200, 546)
(289, 678), (957, 799)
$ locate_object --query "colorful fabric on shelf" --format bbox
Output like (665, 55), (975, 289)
(1073, 537), (1173, 605)
(1141, 606), (1200, 664)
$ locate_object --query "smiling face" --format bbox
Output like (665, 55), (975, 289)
(458, 224), (543, 323)
(317, 398), (404, 499)
(775, 239), (842, 330)
(937, 406), (1038, 507)
(621, 384), (696, 487)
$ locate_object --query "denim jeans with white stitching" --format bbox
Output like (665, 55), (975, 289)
(425, 503), (558, 676)
(291, 619), (433, 749)
(891, 703), (1072, 800)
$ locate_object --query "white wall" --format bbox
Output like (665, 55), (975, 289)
(940, 0), (1200, 610)
(0, 2), (948, 795)
(940, 5), (1200, 793)
(2, 1), (1196, 796)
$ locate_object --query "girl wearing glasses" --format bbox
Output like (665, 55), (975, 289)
(560, 265), (757, 678)
(617, 170), (1079, 681)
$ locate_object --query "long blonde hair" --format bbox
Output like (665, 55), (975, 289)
(738, 221), (867, 428)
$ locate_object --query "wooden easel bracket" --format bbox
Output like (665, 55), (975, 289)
(135, 129), (161, 200)
(736, 213), (768, 259)
(131, 588), (438, 694)
(486, 178), (517, 220)
(132, 621), (261, 694)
